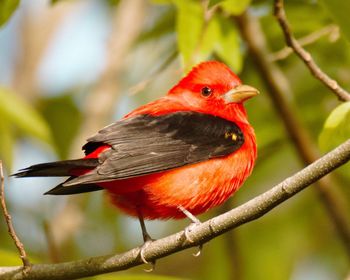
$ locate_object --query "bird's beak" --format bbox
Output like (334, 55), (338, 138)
(224, 84), (259, 103)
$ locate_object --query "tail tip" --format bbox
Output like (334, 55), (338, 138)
(10, 171), (27, 178)
(43, 190), (54, 195)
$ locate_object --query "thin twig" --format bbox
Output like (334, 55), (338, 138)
(274, 0), (350, 101)
(1, 139), (350, 280)
(0, 161), (30, 268)
(236, 11), (350, 257)
(269, 24), (339, 61)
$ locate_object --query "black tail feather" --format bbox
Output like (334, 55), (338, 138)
(12, 159), (99, 178)
(44, 178), (103, 195)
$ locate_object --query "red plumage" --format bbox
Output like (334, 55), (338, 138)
(15, 61), (258, 221)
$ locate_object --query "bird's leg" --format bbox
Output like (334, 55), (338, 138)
(178, 205), (203, 257)
(137, 210), (155, 271)
(139, 212), (153, 244)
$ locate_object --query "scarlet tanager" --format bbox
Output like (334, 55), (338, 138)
(15, 61), (258, 259)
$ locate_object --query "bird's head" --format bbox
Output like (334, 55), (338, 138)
(168, 61), (259, 122)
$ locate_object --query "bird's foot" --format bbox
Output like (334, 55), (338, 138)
(139, 235), (156, 272)
(137, 210), (156, 271)
(193, 244), (203, 257)
(178, 206), (203, 257)
(184, 221), (203, 257)
(184, 220), (200, 243)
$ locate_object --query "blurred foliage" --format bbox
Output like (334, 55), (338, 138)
(173, 0), (245, 71)
(0, 249), (22, 266)
(320, 0), (350, 42)
(208, 0), (223, 8)
(0, 88), (52, 144)
(0, 120), (14, 169)
(92, 274), (186, 280)
(0, 87), (52, 169)
(39, 94), (82, 159)
(137, 6), (175, 43)
(0, 0), (349, 279)
(0, 0), (19, 27)
(220, 0), (252, 15)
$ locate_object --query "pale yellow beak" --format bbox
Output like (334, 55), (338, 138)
(224, 84), (259, 103)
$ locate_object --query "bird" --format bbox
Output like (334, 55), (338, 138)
(14, 61), (258, 264)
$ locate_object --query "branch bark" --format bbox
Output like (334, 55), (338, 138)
(1, 139), (350, 280)
(273, 0), (350, 101)
(236, 11), (350, 258)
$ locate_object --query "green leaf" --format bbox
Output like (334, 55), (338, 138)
(0, 0), (20, 27)
(319, 101), (350, 152)
(220, 0), (251, 15)
(40, 95), (82, 159)
(198, 14), (221, 60)
(214, 15), (242, 72)
(0, 120), (14, 170)
(0, 87), (52, 144)
(174, 0), (205, 70)
(196, 14), (243, 72)
(320, 0), (350, 42)
(208, 0), (224, 8)
(174, 1), (243, 73)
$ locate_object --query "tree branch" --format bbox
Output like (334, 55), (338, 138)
(1, 139), (350, 280)
(268, 24), (339, 62)
(236, 11), (350, 258)
(0, 161), (30, 268)
(273, 0), (350, 101)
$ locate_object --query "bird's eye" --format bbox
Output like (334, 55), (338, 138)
(201, 86), (213, 97)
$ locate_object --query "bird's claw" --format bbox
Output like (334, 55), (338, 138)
(178, 206), (204, 258)
(139, 239), (152, 264)
(139, 239), (156, 272)
(183, 221), (203, 257)
(193, 244), (202, 257)
(143, 260), (156, 273)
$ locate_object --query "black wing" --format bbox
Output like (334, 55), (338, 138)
(64, 111), (244, 186)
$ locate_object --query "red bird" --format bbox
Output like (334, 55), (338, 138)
(15, 61), (258, 259)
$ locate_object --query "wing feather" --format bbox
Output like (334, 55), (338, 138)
(65, 112), (244, 186)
